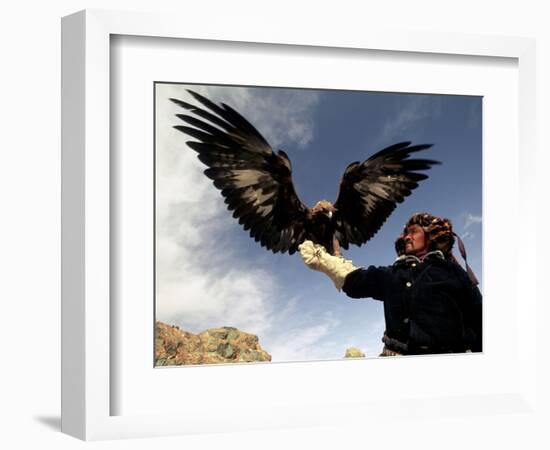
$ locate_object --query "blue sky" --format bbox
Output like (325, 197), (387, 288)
(155, 84), (482, 362)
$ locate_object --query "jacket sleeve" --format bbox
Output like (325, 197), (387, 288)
(342, 265), (387, 301)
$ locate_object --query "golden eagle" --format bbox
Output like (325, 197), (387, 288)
(170, 90), (439, 256)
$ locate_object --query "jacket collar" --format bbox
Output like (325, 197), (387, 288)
(394, 250), (445, 265)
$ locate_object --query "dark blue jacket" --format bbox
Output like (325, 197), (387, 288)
(342, 251), (482, 354)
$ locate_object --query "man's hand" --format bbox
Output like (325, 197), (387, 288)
(298, 240), (358, 290)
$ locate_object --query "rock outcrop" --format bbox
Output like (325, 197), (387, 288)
(344, 347), (365, 358)
(155, 321), (272, 366)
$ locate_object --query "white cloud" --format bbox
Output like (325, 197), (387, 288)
(154, 84), (320, 344)
(264, 313), (386, 361)
(352, 318), (385, 357)
(454, 212), (482, 241)
(460, 231), (474, 241)
(463, 213), (482, 230)
(264, 314), (341, 362)
(163, 84), (320, 150)
(376, 95), (442, 147)
(243, 89), (320, 149)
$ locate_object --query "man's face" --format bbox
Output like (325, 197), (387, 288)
(404, 224), (428, 255)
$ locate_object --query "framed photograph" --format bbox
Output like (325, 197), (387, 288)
(62, 9), (537, 441)
(154, 83), (482, 366)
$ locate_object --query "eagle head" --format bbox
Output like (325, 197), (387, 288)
(311, 200), (336, 219)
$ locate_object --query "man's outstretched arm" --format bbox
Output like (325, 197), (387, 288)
(298, 240), (386, 300)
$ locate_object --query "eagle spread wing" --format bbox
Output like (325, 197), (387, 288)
(170, 90), (309, 255)
(170, 89), (439, 255)
(333, 142), (439, 250)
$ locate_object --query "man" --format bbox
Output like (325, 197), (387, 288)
(299, 213), (482, 356)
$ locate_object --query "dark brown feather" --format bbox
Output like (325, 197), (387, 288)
(171, 90), (309, 254)
(334, 141), (439, 248)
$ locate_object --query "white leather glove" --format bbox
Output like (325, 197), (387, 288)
(298, 240), (358, 291)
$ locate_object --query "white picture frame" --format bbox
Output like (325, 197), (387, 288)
(61, 9), (537, 441)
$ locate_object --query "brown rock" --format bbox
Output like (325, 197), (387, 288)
(155, 322), (271, 366)
(344, 347), (365, 358)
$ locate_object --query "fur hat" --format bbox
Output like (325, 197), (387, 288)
(395, 212), (455, 257)
(394, 212), (479, 286)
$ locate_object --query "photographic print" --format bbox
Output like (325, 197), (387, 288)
(154, 83), (482, 366)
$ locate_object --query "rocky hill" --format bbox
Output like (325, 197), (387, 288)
(155, 321), (272, 366)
